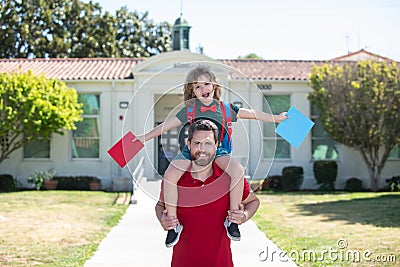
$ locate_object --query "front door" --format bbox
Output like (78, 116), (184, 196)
(157, 123), (179, 176)
(153, 93), (188, 176)
(157, 123), (190, 176)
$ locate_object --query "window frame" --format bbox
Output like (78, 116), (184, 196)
(388, 145), (400, 160)
(262, 94), (291, 160)
(71, 93), (101, 160)
(23, 138), (51, 160)
(310, 104), (339, 161)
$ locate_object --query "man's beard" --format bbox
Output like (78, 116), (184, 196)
(191, 151), (216, 166)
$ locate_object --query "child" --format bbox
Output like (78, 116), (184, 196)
(135, 65), (287, 247)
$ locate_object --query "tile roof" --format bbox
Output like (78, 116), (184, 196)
(0, 50), (396, 81)
(221, 59), (325, 81)
(331, 49), (394, 62)
(0, 57), (326, 81)
(0, 58), (143, 80)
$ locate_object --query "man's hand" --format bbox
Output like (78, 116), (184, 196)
(228, 204), (247, 225)
(160, 210), (179, 231)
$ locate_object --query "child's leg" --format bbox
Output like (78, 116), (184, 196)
(163, 159), (191, 218)
(215, 156), (244, 211)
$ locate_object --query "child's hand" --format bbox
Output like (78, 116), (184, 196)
(160, 210), (179, 231)
(133, 134), (145, 143)
(275, 112), (288, 123)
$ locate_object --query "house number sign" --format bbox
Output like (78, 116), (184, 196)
(257, 84), (272, 91)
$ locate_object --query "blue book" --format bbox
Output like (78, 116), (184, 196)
(275, 106), (315, 148)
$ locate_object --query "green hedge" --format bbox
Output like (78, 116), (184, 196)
(388, 176), (400, 192)
(313, 160), (338, 190)
(282, 166), (303, 191)
(345, 177), (363, 192)
(267, 175), (283, 191)
(0, 174), (16, 192)
(53, 176), (98, 190)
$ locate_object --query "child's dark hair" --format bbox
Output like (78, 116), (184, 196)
(183, 65), (223, 106)
(188, 119), (218, 144)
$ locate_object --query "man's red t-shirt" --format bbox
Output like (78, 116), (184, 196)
(159, 162), (251, 267)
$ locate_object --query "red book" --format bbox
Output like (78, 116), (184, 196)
(107, 131), (144, 168)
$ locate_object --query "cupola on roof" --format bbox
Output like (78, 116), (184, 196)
(172, 16), (191, 51)
(174, 16), (190, 26)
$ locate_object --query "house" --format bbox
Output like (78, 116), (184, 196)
(0, 18), (398, 191)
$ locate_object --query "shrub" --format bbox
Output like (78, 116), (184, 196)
(345, 177), (363, 192)
(0, 174), (16, 192)
(28, 170), (55, 190)
(261, 178), (271, 191)
(53, 176), (99, 190)
(313, 160), (338, 190)
(281, 167), (303, 191)
(267, 175), (283, 191)
(388, 176), (400, 192)
(249, 180), (263, 192)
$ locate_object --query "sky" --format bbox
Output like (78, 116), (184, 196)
(86, 0), (400, 61)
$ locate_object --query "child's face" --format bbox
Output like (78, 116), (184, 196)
(192, 75), (215, 105)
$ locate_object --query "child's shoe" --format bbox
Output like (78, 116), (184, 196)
(224, 217), (241, 241)
(165, 222), (183, 248)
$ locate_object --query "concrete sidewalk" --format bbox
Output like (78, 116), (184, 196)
(85, 179), (297, 267)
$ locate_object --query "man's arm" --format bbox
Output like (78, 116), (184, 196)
(228, 192), (260, 225)
(155, 200), (179, 231)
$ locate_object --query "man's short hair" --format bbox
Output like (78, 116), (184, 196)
(187, 119), (218, 143)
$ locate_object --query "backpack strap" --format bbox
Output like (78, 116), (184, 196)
(185, 102), (196, 124)
(219, 101), (233, 143)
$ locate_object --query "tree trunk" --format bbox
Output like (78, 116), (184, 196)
(360, 149), (381, 192)
(367, 165), (381, 192)
(363, 145), (392, 192)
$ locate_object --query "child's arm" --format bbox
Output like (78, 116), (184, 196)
(155, 201), (178, 231)
(237, 108), (288, 123)
(135, 117), (182, 143)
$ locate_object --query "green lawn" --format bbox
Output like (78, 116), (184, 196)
(0, 191), (128, 267)
(1, 190), (399, 266)
(253, 191), (400, 267)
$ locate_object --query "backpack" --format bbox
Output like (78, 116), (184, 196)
(185, 101), (233, 153)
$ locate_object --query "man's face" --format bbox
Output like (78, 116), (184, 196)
(188, 130), (217, 167)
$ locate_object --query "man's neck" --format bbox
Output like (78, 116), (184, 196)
(190, 162), (214, 182)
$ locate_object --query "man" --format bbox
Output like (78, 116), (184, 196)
(155, 119), (260, 267)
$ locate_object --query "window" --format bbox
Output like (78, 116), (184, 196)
(24, 139), (50, 159)
(263, 95), (290, 159)
(311, 105), (338, 160)
(72, 94), (100, 159)
(388, 145), (400, 159)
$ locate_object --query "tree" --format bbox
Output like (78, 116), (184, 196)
(114, 7), (171, 57)
(0, 0), (171, 58)
(0, 0), (20, 58)
(60, 0), (118, 58)
(0, 71), (83, 164)
(238, 53), (263, 59)
(308, 60), (400, 191)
